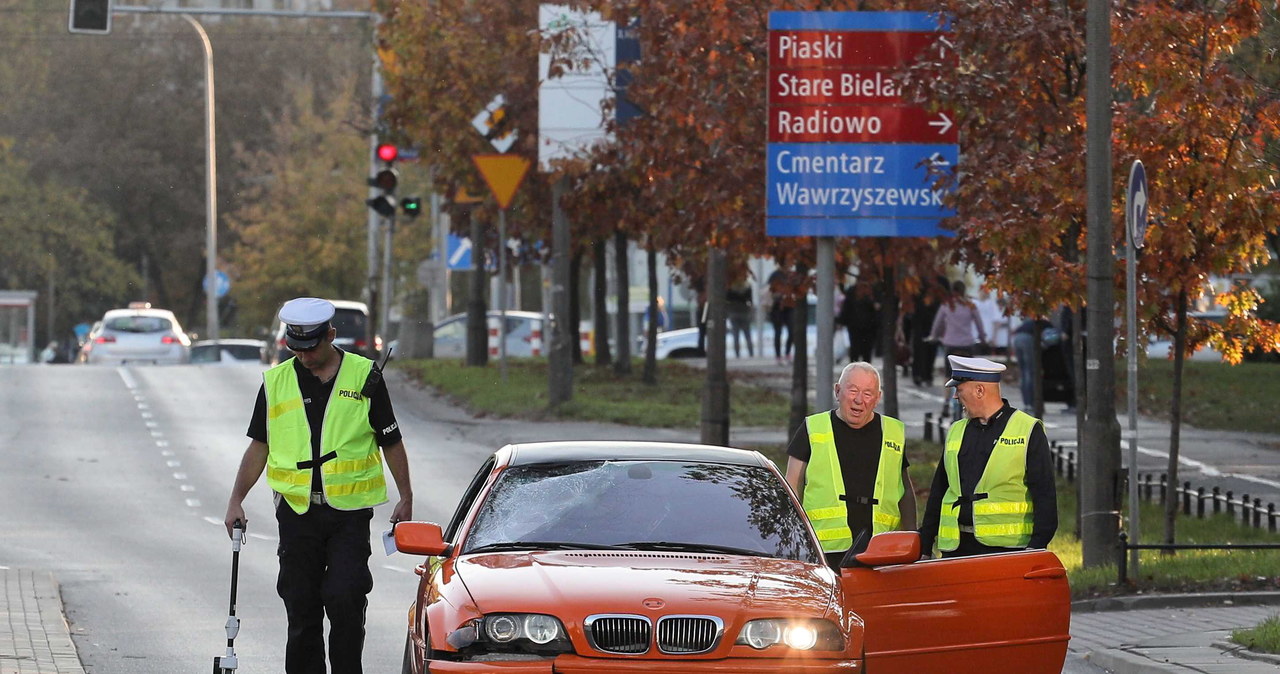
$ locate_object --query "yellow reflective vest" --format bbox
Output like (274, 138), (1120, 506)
(938, 410), (1039, 551)
(264, 355), (387, 515)
(802, 412), (906, 553)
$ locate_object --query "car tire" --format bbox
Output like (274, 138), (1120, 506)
(668, 348), (703, 359)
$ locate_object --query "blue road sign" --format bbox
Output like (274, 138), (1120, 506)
(202, 269), (230, 298)
(767, 143), (956, 219)
(447, 234), (473, 271)
(1127, 160), (1148, 250)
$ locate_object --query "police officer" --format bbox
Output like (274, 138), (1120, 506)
(786, 361), (917, 569)
(918, 355), (1057, 558)
(224, 297), (413, 673)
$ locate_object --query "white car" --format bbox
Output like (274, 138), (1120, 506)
(643, 322), (848, 360)
(189, 339), (268, 365)
(81, 303), (190, 365)
(433, 311), (546, 358)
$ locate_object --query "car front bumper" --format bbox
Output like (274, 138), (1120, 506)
(424, 656), (860, 672)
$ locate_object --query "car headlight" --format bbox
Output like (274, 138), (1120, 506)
(470, 613), (572, 655)
(736, 619), (843, 651)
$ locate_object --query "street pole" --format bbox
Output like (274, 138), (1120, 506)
(498, 208), (508, 381)
(181, 14), (218, 341)
(1083, 0), (1122, 568)
(1125, 159), (1147, 577)
(815, 238), (835, 411)
(380, 212), (395, 353)
(367, 52), (383, 353)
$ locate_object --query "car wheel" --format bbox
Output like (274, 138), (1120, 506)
(401, 634), (414, 674)
(669, 348), (703, 359)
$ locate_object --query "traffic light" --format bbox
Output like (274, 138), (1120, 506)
(401, 197), (422, 219)
(367, 143), (398, 217)
(68, 0), (112, 34)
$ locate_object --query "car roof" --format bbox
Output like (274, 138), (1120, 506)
(191, 339), (266, 347)
(498, 441), (771, 468)
(329, 300), (369, 312)
(102, 307), (179, 320)
(442, 310), (545, 322)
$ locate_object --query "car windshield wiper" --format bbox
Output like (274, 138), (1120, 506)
(619, 541), (773, 558)
(466, 541), (629, 554)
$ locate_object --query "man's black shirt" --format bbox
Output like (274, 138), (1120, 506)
(788, 412), (908, 546)
(247, 351), (402, 493)
(918, 400), (1056, 553)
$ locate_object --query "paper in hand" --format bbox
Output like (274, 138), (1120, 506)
(382, 527), (397, 556)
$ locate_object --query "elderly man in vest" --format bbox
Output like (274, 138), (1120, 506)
(224, 297), (413, 673)
(918, 355), (1057, 558)
(786, 361), (917, 570)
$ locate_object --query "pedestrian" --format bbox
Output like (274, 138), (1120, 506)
(917, 355), (1057, 559)
(837, 280), (879, 363)
(1011, 317), (1052, 411)
(928, 281), (987, 383)
(908, 276), (945, 387)
(767, 268), (794, 364)
(785, 361), (917, 570)
(223, 297), (413, 674)
(726, 280), (754, 358)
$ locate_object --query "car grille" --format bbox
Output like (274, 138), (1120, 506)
(586, 615), (650, 654)
(585, 615), (723, 655)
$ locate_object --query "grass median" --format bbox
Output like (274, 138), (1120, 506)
(397, 355), (1280, 600)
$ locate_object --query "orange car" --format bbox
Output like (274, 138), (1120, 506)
(395, 441), (1069, 673)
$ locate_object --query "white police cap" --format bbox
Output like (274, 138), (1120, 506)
(279, 297), (335, 351)
(945, 355), (1006, 387)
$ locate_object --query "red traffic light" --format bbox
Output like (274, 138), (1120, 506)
(377, 144), (399, 163)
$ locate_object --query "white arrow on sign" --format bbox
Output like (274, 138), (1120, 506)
(936, 36), (954, 61)
(449, 238), (473, 268)
(927, 112), (953, 135)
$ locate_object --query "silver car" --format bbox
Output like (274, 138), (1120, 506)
(433, 311), (545, 358)
(82, 303), (190, 365)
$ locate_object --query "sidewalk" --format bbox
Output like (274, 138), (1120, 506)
(0, 568), (83, 674)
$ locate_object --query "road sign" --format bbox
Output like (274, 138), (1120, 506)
(202, 269), (230, 298)
(446, 234), (473, 270)
(766, 11), (956, 238)
(473, 154), (532, 210)
(471, 94), (517, 153)
(1127, 160), (1148, 250)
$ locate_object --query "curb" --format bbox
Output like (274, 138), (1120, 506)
(1214, 638), (1280, 666)
(1085, 648), (1178, 674)
(1072, 591), (1280, 613)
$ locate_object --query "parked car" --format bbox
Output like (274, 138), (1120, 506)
(642, 297), (848, 359)
(189, 339), (267, 365)
(268, 299), (377, 364)
(432, 310), (545, 359)
(80, 303), (190, 365)
(394, 441), (1070, 673)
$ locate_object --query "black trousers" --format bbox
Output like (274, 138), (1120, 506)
(276, 500), (374, 674)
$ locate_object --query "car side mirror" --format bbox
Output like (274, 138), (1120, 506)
(852, 531), (921, 567)
(394, 521), (451, 556)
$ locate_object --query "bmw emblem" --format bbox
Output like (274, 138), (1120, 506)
(642, 598), (665, 610)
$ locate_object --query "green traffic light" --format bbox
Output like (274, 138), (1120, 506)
(402, 197), (422, 218)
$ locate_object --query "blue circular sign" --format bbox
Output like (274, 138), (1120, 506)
(203, 270), (231, 298)
(1127, 161), (1148, 250)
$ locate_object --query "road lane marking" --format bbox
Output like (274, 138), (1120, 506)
(117, 367), (138, 390)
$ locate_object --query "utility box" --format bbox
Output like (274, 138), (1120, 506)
(0, 291), (38, 364)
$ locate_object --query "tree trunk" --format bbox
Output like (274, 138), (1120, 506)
(788, 264), (811, 439)
(548, 179), (573, 406)
(701, 248), (729, 445)
(570, 248), (583, 364)
(643, 245), (659, 385)
(592, 238), (611, 366)
(465, 208), (488, 367)
(613, 230), (632, 375)
(1164, 291), (1189, 550)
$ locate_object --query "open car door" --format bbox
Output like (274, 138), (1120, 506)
(839, 532), (1069, 673)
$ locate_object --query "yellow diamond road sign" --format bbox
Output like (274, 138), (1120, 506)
(472, 155), (531, 210)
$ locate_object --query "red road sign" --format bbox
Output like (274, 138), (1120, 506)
(768, 30), (952, 68)
(769, 105), (955, 144)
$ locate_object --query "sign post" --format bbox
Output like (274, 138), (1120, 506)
(1125, 159), (1148, 575)
(473, 154), (532, 381)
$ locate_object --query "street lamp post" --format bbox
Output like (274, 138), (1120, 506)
(182, 13), (218, 341)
